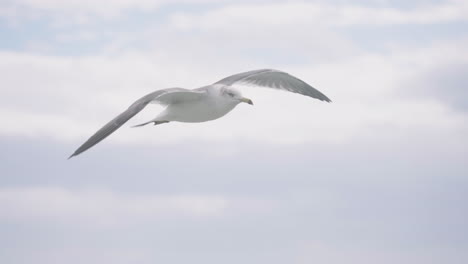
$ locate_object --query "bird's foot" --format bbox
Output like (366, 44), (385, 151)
(133, 120), (169, 128)
(153, 121), (169, 126)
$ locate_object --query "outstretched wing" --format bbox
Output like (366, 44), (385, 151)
(215, 69), (331, 102)
(69, 88), (204, 159)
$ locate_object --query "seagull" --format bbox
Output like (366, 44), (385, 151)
(69, 69), (331, 158)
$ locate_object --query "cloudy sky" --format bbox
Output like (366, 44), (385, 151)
(1, 0), (467, 263)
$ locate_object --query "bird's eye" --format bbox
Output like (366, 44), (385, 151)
(227, 92), (235, 97)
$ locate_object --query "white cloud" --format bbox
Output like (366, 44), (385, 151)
(296, 241), (468, 264)
(0, 35), (468, 144)
(169, 1), (468, 31)
(55, 30), (98, 43)
(3, 0), (468, 26)
(1, 1), (467, 149)
(1, 38), (467, 147)
(2, 0), (160, 19)
(0, 0), (237, 23)
(0, 187), (228, 227)
(1, 1), (467, 264)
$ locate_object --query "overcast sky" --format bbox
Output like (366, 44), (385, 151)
(1, 0), (467, 263)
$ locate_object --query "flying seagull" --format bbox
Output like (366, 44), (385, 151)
(69, 69), (331, 158)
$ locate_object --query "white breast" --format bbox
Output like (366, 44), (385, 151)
(158, 92), (238, 123)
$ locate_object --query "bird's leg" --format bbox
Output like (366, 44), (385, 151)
(132, 120), (169, 128)
(153, 121), (169, 126)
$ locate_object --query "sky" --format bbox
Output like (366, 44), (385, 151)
(1, 0), (467, 263)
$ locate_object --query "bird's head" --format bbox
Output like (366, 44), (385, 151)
(222, 88), (253, 106)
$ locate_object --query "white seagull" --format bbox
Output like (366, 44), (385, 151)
(69, 69), (331, 158)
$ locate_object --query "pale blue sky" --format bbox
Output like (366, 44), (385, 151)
(1, 0), (467, 263)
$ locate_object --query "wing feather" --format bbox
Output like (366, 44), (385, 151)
(69, 88), (204, 158)
(215, 69), (331, 102)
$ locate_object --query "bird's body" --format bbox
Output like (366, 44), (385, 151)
(69, 69), (331, 158)
(154, 85), (239, 123)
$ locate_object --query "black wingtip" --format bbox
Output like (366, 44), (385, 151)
(68, 153), (77, 160)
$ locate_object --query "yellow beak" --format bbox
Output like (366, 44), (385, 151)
(240, 97), (254, 105)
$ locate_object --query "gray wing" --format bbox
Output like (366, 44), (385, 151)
(69, 88), (204, 159)
(215, 69), (331, 102)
